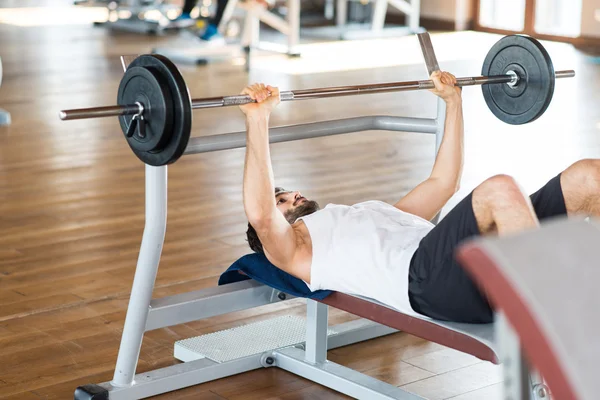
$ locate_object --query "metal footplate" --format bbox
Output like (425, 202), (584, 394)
(74, 316), (397, 400)
(174, 315), (337, 363)
(174, 315), (422, 400)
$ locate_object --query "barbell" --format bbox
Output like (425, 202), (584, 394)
(59, 34), (575, 166)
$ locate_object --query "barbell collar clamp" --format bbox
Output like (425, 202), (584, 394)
(506, 70), (520, 87)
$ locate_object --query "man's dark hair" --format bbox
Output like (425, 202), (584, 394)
(246, 222), (265, 254)
(246, 187), (320, 254)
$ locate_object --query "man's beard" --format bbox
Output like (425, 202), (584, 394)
(284, 200), (320, 224)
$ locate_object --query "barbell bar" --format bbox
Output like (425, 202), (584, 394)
(58, 71), (574, 121)
(57, 34), (577, 166)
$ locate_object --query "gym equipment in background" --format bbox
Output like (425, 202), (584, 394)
(303, 0), (424, 40)
(151, 0), (301, 66)
(74, 0), (180, 35)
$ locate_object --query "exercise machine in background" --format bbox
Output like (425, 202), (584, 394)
(74, 0), (181, 35)
(303, 0), (423, 40)
(151, 0), (300, 67)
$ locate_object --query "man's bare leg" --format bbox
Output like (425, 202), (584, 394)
(471, 174), (540, 235)
(559, 159), (600, 216)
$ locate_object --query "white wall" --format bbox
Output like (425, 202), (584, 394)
(419, 0), (474, 30)
(455, 0), (474, 30)
(580, 0), (600, 37)
(420, 0), (458, 20)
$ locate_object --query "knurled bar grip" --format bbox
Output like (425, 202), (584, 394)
(221, 92), (296, 106)
(58, 70), (576, 121)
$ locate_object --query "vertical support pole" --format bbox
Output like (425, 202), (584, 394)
(240, 9), (251, 47)
(240, 9), (258, 70)
(324, 0), (334, 20)
(111, 165), (168, 387)
(408, 0), (421, 32)
(242, 12), (260, 49)
(336, 0), (348, 29)
(371, 0), (389, 31)
(497, 312), (532, 400)
(218, 0), (239, 32)
(287, 0), (301, 55)
(305, 300), (328, 364)
(454, 0), (469, 30)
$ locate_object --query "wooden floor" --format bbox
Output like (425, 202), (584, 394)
(1, 2), (599, 399)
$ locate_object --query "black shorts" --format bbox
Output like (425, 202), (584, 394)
(408, 173), (567, 323)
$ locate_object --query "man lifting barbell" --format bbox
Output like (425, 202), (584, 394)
(241, 72), (599, 324)
(56, 34), (582, 324)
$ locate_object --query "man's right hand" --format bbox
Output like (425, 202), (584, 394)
(239, 83), (281, 118)
(429, 71), (461, 104)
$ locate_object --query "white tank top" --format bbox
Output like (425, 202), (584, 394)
(298, 200), (434, 315)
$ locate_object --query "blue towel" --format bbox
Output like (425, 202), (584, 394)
(218, 253), (332, 300)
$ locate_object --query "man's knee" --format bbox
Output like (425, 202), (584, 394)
(563, 159), (600, 193)
(474, 174), (525, 206)
(471, 174), (533, 233)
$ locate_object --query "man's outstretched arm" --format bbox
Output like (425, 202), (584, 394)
(241, 84), (299, 273)
(394, 71), (464, 220)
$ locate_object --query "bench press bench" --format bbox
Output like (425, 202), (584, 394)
(175, 289), (499, 400)
(72, 36), (493, 398)
(66, 33), (581, 400)
(73, 36), (453, 397)
(82, 220), (599, 400)
(320, 292), (498, 364)
(76, 276), (500, 400)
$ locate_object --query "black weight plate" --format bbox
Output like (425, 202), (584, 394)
(117, 66), (173, 153)
(481, 35), (555, 125)
(125, 55), (192, 166)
